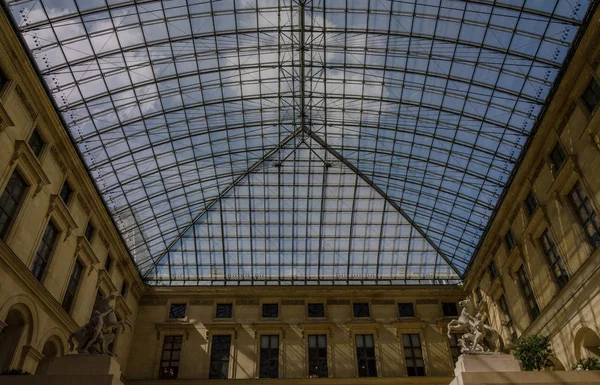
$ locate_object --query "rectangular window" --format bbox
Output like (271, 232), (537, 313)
(540, 230), (569, 289)
(28, 129), (45, 158)
(516, 266), (540, 320)
(104, 255), (112, 271)
(215, 303), (233, 319)
(569, 182), (600, 248)
(307, 303), (325, 318)
(121, 281), (128, 299)
(308, 334), (328, 378)
(59, 181), (73, 205)
(62, 259), (84, 313)
(209, 335), (231, 379)
(398, 303), (415, 317)
(159, 335), (182, 379)
(441, 303), (459, 317)
(262, 303), (278, 318)
(498, 294), (517, 341)
(0, 170), (29, 239)
(259, 335), (279, 379)
(504, 230), (516, 252)
(85, 221), (95, 242)
(582, 78), (600, 112)
(169, 303), (186, 319)
(31, 221), (59, 281)
(550, 142), (567, 171)
(355, 334), (377, 377)
(403, 334), (425, 376)
(489, 260), (498, 280)
(449, 333), (462, 364)
(525, 192), (538, 217)
(353, 303), (370, 318)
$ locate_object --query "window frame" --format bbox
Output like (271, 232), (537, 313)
(27, 128), (46, 159)
(498, 293), (518, 342)
(504, 229), (516, 253)
(208, 334), (233, 379)
(581, 77), (600, 113)
(168, 303), (187, 320)
(307, 303), (326, 319)
(568, 181), (600, 249)
(30, 219), (60, 282)
(61, 258), (84, 314)
(354, 333), (378, 378)
(516, 265), (541, 321)
(307, 334), (328, 378)
(488, 260), (498, 281)
(59, 179), (74, 206)
(441, 302), (459, 318)
(0, 168), (30, 241)
(397, 302), (415, 318)
(258, 334), (280, 379)
(215, 303), (234, 319)
(539, 229), (570, 290)
(524, 191), (538, 218)
(352, 302), (371, 319)
(402, 333), (426, 377)
(261, 303), (279, 319)
(448, 333), (462, 364)
(549, 142), (567, 172)
(157, 334), (184, 380)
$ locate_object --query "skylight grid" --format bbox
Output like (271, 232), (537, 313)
(3, 0), (594, 284)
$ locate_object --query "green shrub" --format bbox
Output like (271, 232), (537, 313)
(1, 369), (31, 375)
(572, 357), (600, 371)
(513, 335), (554, 371)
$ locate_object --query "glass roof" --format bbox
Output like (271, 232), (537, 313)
(3, 0), (595, 285)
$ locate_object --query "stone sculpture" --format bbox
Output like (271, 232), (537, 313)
(447, 297), (504, 354)
(68, 294), (132, 355)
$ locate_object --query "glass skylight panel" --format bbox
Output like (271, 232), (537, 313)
(2, 0), (593, 284)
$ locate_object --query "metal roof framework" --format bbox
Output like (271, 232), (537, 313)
(2, 0), (595, 285)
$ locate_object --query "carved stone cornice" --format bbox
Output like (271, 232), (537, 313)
(47, 195), (77, 242)
(115, 295), (132, 319)
(49, 146), (66, 173)
(96, 268), (117, 296)
(76, 236), (100, 268)
(98, 231), (110, 250)
(0, 81), (15, 131)
(391, 321), (426, 330)
(10, 141), (50, 196)
(154, 322), (195, 340)
(14, 84), (37, 121)
(76, 193), (91, 215)
(203, 322), (242, 339)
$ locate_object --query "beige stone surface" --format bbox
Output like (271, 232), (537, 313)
(453, 355), (521, 377)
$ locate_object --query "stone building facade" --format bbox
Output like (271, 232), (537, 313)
(0, 3), (599, 385)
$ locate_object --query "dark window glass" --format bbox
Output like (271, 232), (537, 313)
(582, 78), (600, 112)
(308, 303), (325, 318)
(474, 287), (483, 304)
(403, 334), (425, 376)
(308, 334), (328, 378)
(0, 69), (6, 89)
(353, 303), (370, 318)
(62, 259), (84, 313)
(525, 192), (538, 217)
(28, 129), (45, 157)
(259, 335), (279, 379)
(355, 334), (377, 377)
(104, 255), (112, 271)
(59, 181), (73, 204)
(441, 303), (459, 317)
(0, 170), (29, 239)
(169, 303), (186, 319)
(216, 303), (233, 319)
(550, 142), (567, 171)
(516, 266), (540, 320)
(209, 335), (231, 379)
(504, 230), (516, 252)
(569, 182), (600, 248)
(31, 221), (59, 281)
(449, 333), (462, 364)
(85, 221), (95, 242)
(398, 303), (414, 317)
(498, 295), (517, 341)
(121, 281), (128, 299)
(489, 260), (498, 280)
(262, 303), (278, 318)
(540, 230), (569, 290)
(159, 335), (182, 379)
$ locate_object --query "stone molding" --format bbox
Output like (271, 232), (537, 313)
(154, 321), (195, 340)
(96, 268), (117, 296)
(47, 195), (78, 242)
(10, 140), (50, 196)
(75, 236), (100, 272)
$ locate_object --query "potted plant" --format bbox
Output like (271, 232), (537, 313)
(572, 357), (600, 371)
(513, 335), (554, 371)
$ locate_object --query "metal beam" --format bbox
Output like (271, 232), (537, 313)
(302, 127), (464, 278)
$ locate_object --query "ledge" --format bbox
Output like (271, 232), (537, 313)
(125, 376), (455, 385)
(392, 321), (427, 330)
(155, 322), (196, 340)
(76, 236), (100, 269)
(10, 140), (50, 196)
(96, 268), (117, 296)
(47, 195), (77, 242)
(115, 295), (132, 318)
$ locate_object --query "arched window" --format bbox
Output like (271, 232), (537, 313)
(0, 310), (26, 371)
(575, 327), (600, 360)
